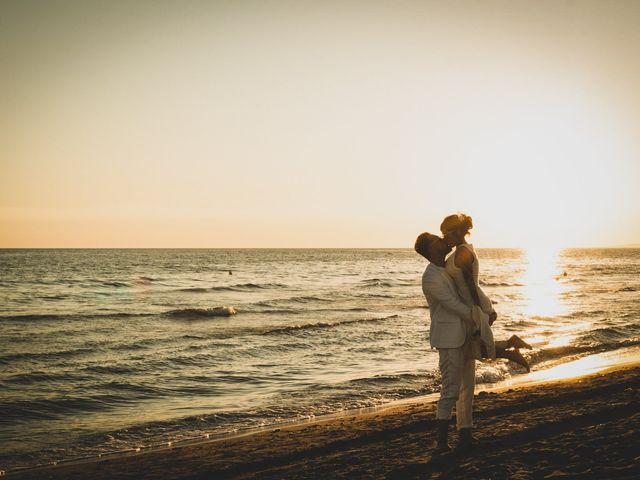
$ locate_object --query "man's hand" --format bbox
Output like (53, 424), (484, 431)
(488, 311), (497, 326)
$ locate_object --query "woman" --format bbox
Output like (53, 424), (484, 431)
(441, 213), (532, 371)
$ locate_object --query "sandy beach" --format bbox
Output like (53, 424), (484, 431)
(9, 355), (640, 480)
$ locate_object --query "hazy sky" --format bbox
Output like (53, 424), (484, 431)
(2, 0), (639, 247)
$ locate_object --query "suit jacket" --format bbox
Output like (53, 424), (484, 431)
(422, 263), (473, 349)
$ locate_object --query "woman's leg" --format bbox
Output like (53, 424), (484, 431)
(506, 335), (532, 350)
(495, 346), (530, 372)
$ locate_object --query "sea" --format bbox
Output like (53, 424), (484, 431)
(1, 248), (639, 471)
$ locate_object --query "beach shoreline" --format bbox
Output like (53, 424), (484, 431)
(8, 348), (640, 479)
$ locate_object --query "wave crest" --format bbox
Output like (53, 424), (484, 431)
(165, 307), (237, 318)
(262, 315), (398, 335)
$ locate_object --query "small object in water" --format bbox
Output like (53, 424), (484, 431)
(229, 270), (232, 275)
(212, 306), (236, 316)
(563, 271), (567, 276)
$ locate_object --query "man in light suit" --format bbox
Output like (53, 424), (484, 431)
(415, 232), (476, 454)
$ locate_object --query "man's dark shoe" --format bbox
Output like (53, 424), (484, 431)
(433, 419), (451, 455)
(455, 427), (474, 454)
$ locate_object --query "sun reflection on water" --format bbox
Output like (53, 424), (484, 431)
(520, 245), (568, 318)
(544, 333), (577, 348)
(523, 321), (591, 348)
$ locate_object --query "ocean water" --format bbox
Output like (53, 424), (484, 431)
(1, 248), (639, 471)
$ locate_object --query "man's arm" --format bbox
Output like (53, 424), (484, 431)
(424, 274), (472, 322)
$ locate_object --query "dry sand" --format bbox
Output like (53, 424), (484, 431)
(9, 362), (640, 479)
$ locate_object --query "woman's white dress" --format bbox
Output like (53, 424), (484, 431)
(445, 243), (496, 359)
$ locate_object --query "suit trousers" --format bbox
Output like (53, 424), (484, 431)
(436, 347), (476, 429)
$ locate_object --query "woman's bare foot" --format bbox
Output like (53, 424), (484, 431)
(501, 349), (530, 372)
(507, 335), (532, 350)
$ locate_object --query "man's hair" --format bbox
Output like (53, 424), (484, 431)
(414, 232), (439, 260)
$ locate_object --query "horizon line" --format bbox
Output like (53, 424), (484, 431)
(1, 245), (639, 250)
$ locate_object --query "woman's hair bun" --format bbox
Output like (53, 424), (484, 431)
(459, 213), (473, 230)
(440, 213), (473, 235)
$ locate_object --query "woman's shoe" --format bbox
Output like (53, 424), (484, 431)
(503, 349), (530, 372)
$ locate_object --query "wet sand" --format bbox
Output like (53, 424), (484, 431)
(10, 360), (640, 479)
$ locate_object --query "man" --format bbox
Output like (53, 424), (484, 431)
(415, 232), (478, 454)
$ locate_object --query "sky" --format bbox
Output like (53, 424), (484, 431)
(1, 0), (639, 248)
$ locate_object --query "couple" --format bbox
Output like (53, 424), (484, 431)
(415, 213), (532, 454)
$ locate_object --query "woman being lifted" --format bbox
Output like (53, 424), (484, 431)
(441, 213), (532, 371)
